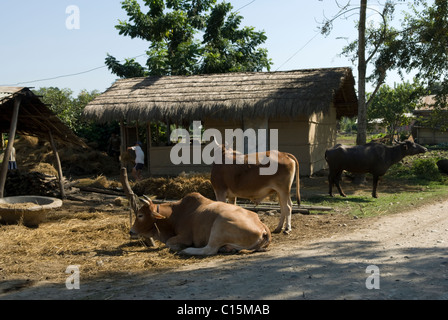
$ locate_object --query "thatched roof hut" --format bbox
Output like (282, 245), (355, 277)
(0, 87), (86, 147)
(83, 67), (357, 124)
(0, 87), (87, 198)
(83, 67), (358, 176)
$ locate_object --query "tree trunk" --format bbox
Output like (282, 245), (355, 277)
(354, 0), (368, 185)
(357, 0), (367, 147)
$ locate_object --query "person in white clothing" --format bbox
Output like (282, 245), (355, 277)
(127, 141), (144, 181)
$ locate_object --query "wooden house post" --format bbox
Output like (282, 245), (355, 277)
(48, 130), (66, 200)
(0, 96), (22, 198)
(119, 120), (126, 168)
(146, 122), (152, 174)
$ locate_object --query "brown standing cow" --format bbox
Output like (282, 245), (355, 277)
(211, 145), (300, 234)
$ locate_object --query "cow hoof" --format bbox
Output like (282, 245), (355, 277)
(272, 228), (282, 234)
(283, 229), (291, 235)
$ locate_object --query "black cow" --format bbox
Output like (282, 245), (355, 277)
(325, 140), (427, 198)
(437, 159), (448, 174)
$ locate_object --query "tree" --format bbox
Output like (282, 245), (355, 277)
(33, 88), (117, 150)
(106, 0), (271, 78)
(377, 0), (448, 107)
(34, 87), (78, 131)
(320, 0), (397, 146)
(367, 81), (424, 143)
(340, 0), (448, 124)
(357, 0), (367, 146)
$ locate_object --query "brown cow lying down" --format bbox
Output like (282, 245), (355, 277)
(130, 192), (271, 256)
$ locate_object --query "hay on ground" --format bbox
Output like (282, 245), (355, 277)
(133, 172), (215, 200)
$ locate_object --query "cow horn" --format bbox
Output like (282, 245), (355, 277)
(139, 196), (151, 206)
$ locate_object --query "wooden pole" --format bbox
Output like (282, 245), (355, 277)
(119, 120), (126, 168)
(120, 167), (155, 247)
(48, 130), (66, 200)
(0, 96), (21, 198)
(146, 121), (152, 174)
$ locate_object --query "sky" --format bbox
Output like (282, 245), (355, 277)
(0, 0), (415, 96)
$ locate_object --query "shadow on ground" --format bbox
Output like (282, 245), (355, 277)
(2, 238), (447, 300)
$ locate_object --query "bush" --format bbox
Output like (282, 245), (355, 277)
(412, 158), (442, 181)
(387, 162), (410, 178)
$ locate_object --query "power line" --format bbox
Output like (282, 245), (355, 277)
(8, 65), (108, 86)
(4, 53), (148, 86)
(236, 0), (257, 12)
(275, 32), (321, 71)
(232, 0), (319, 71)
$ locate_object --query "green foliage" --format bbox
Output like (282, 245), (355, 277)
(336, 0), (447, 116)
(105, 56), (149, 78)
(367, 81), (424, 140)
(372, 0), (448, 104)
(411, 158), (442, 181)
(33, 87), (119, 150)
(339, 116), (357, 133)
(34, 87), (76, 129)
(106, 0), (271, 78)
(386, 150), (448, 183)
(397, 0), (448, 99)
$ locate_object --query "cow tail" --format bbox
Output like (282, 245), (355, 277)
(289, 154), (301, 206)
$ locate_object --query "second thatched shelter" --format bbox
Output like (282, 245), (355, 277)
(84, 67), (358, 176)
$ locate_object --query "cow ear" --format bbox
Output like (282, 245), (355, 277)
(151, 210), (166, 220)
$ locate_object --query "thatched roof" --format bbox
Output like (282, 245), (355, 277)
(414, 95), (448, 114)
(83, 67), (358, 124)
(0, 87), (86, 147)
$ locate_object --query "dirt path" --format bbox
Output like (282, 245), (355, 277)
(2, 198), (448, 300)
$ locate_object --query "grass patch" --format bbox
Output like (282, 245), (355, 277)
(302, 148), (448, 218)
(303, 182), (448, 218)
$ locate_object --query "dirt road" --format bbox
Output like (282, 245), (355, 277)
(2, 198), (448, 300)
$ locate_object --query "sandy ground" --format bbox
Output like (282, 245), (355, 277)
(2, 197), (447, 300)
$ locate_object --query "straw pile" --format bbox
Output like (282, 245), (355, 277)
(133, 172), (215, 200)
(76, 175), (121, 189)
(0, 208), (200, 284)
(13, 135), (119, 176)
